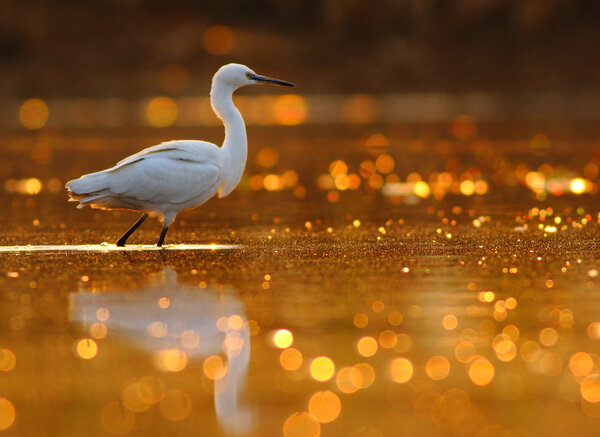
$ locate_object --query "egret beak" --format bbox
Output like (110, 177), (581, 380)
(250, 74), (294, 87)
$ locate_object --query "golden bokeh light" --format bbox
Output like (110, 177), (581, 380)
(22, 178), (42, 195)
(442, 314), (458, 330)
(375, 154), (395, 174)
(282, 170), (299, 187)
(426, 355), (451, 380)
(539, 327), (558, 346)
(0, 349), (16, 372)
(158, 297), (170, 309)
(502, 324), (519, 341)
(478, 291), (495, 302)
(308, 391), (341, 423)
(76, 338), (98, 360)
(154, 348), (188, 372)
(203, 25), (235, 55)
(280, 348), (303, 371)
(378, 330), (398, 349)
(146, 96), (177, 127)
(203, 355), (228, 380)
(335, 173), (350, 190)
(330, 160), (348, 177)
(159, 390), (192, 421)
(468, 358), (494, 386)
(394, 333), (413, 353)
(581, 374), (600, 403)
(274, 95), (308, 125)
(413, 181), (430, 198)
(138, 376), (166, 404)
(273, 329), (294, 349)
(263, 174), (284, 191)
(525, 171), (546, 193)
(460, 180), (475, 196)
(587, 322), (600, 339)
(570, 178), (586, 194)
(0, 398), (15, 431)
(90, 322), (107, 339)
(256, 147), (279, 168)
(96, 307), (110, 322)
(336, 366), (362, 394)
(455, 341), (477, 363)
(493, 337), (517, 362)
(357, 336), (378, 357)
(148, 321), (168, 338)
(539, 352), (563, 376)
(223, 331), (245, 356)
(101, 401), (135, 435)
(390, 358), (413, 383)
(249, 174), (264, 191)
(520, 341), (542, 362)
(122, 382), (154, 413)
(19, 98), (49, 129)
(353, 363), (375, 389)
(310, 356), (335, 382)
(353, 313), (368, 328)
(451, 115), (477, 140)
(366, 133), (389, 148)
(181, 330), (200, 348)
(283, 412), (321, 437)
(228, 314), (244, 330)
(569, 352), (594, 377)
(359, 160), (376, 178)
(388, 311), (403, 326)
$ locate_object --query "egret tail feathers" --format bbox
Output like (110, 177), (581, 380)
(66, 171), (110, 196)
(66, 171), (117, 209)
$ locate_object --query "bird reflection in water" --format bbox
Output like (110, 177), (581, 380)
(68, 266), (252, 435)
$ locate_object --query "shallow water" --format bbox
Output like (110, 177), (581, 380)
(0, 244), (243, 253)
(1, 123), (600, 436)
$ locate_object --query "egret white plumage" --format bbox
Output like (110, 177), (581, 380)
(66, 63), (294, 246)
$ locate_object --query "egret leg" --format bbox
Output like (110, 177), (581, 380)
(117, 213), (148, 247)
(157, 211), (176, 247)
(156, 226), (169, 247)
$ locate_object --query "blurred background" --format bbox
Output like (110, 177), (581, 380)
(1, 0), (600, 218)
(1, 0), (600, 221)
(1, 0), (600, 99)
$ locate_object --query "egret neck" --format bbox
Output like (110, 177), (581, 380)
(211, 80), (248, 198)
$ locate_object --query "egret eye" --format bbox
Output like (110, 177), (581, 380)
(246, 72), (252, 79)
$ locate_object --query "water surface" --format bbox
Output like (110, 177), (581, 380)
(1, 122), (600, 436)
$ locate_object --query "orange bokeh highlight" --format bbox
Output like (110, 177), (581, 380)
(19, 98), (49, 129)
(203, 25), (235, 55)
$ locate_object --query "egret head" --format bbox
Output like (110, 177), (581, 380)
(213, 63), (294, 90)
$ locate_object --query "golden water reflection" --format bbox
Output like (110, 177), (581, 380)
(1, 221), (600, 435)
(69, 267), (252, 435)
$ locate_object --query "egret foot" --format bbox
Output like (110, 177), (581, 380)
(157, 226), (169, 247)
(116, 213), (148, 247)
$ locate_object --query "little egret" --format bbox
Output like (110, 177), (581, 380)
(66, 64), (294, 246)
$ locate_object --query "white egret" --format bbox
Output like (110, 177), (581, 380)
(66, 63), (294, 246)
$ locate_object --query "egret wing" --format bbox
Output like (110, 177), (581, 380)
(107, 155), (221, 205)
(113, 140), (220, 170)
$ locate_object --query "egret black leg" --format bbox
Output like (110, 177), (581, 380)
(117, 213), (148, 247)
(157, 226), (169, 247)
